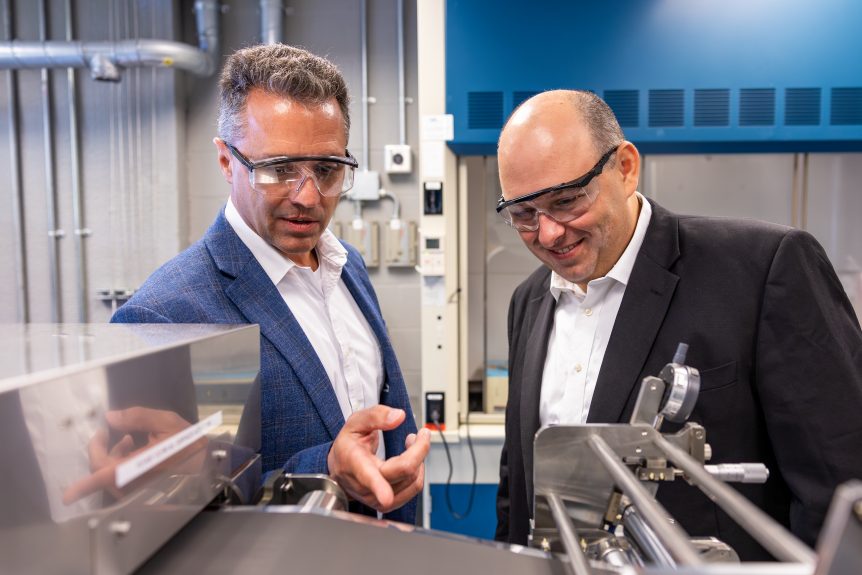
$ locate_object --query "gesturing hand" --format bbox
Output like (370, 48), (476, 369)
(327, 405), (430, 514)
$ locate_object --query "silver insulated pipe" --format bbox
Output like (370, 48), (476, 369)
(260, 0), (284, 44)
(0, 0), (220, 80)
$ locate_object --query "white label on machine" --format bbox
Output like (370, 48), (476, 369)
(115, 410), (222, 488)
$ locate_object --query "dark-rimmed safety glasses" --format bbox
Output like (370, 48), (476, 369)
(225, 142), (359, 198)
(496, 147), (618, 231)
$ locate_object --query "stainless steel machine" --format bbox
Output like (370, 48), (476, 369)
(1, 326), (859, 575)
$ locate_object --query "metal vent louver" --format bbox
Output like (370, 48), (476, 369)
(785, 88), (821, 126)
(468, 91), (504, 129)
(694, 89), (730, 127)
(740, 88), (775, 126)
(830, 87), (862, 125)
(648, 89), (684, 127)
(604, 90), (639, 127)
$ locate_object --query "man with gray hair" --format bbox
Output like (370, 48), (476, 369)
(494, 89), (862, 558)
(112, 44), (429, 523)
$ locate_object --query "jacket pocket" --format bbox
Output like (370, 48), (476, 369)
(698, 360), (738, 392)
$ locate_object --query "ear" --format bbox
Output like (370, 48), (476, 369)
(213, 137), (234, 184)
(615, 140), (640, 196)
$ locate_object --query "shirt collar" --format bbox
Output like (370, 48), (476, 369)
(224, 197), (347, 285)
(549, 192), (653, 300)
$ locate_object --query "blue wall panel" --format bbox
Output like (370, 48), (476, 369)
(429, 483), (498, 540)
(446, 0), (862, 154)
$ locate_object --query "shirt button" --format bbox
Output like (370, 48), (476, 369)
(584, 308), (593, 316)
(575, 363), (583, 373)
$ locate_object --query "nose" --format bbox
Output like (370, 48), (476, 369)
(289, 173), (323, 207)
(535, 212), (566, 246)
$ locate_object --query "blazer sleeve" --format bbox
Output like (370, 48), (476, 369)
(283, 442), (332, 475)
(755, 229), (862, 546)
(111, 303), (173, 324)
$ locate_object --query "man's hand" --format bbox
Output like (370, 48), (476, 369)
(62, 407), (202, 504)
(327, 405), (430, 514)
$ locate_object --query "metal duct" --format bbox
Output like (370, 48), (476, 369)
(0, 0), (220, 80)
(260, 0), (283, 44)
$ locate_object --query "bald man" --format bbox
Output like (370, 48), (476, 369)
(494, 90), (862, 559)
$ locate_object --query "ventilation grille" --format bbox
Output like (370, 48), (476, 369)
(740, 88), (775, 126)
(604, 90), (639, 127)
(649, 89), (684, 127)
(512, 91), (539, 111)
(785, 88), (821, 126)
(831, 87), (862, 125)
(694, 89), (730, 127)
(468, 91), (504, 129)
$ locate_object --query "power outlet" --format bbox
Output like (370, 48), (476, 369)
(384, 144), (412, 174)
(425, 391), (445, 431)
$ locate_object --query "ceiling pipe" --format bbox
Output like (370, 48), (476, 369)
(0, 0), (220, 80)
(260, 0), (283, 44)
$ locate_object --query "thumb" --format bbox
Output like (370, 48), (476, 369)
(345, 405), (405, 434)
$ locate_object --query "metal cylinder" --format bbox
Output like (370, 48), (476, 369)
(622, 505), (677, 567)
(704, 463), (770, 484)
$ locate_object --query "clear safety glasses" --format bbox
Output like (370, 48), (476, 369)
(226, 142), (359, 198)
(496, 147), (618, 232)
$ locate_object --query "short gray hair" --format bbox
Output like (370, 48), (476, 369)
(217, 44), (351, 143)
(568, 90), (625, 155)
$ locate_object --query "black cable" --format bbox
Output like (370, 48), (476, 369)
(433, 410), (477, 520)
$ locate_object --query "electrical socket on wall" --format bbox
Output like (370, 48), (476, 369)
(383, 144), (412, 174)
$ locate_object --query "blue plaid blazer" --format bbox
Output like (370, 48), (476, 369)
(112, 209), (418, 523)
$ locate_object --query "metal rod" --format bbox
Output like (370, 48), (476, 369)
(546, 493), (592, 575)
(3, 0), (29, 322)
(360, 0), (369, 171)
(588, 434), (704, 566)
(40, 0), (63, 323)
(65, 0), (87, 322)
(622, 504), (676, 567)
(396, 0), (406, 145)
(654, 434), (816, 564)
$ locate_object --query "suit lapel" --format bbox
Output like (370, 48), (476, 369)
(204, 211), (344, 440)
(520, 284), (556, 512)
(587, 202), (681, 423)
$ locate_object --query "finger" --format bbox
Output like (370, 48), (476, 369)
(384, 463), (425, 513)
(343, 405), (405, 435)
(106, 407), (185, 434)
(62, 465), (116, 505)
(349, 452), (395, 510)
(404, 433), (417, 448)
(86, 427), (111, 470)
(108, 434), (136, 459)
(380, 428), (430, 483)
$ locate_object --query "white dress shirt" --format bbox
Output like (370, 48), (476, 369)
(539, 194), (652, 426)
(225, 199), (384, 432)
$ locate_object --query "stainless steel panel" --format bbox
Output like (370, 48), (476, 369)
(140, 508), (567, 575)
(0, 323), (260, 575)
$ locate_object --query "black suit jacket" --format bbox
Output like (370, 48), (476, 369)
(495, 201), (862, 560)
